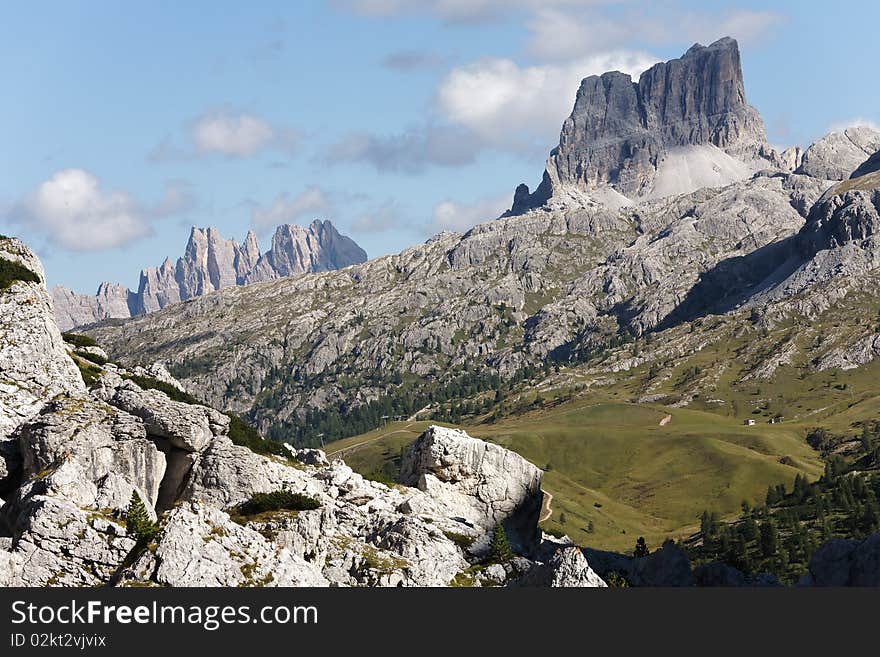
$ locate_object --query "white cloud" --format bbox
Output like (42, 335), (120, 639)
(827, 118), (880, 135)
(250, 186), (332, 233)
(437, 52), (658, 147)
(149, 111), (299, 162)
(432, 194), (510, 233)
(326, 124), (479, 173)
(351, 201), (405, 232)
(152, 180), (196, 218)
(18, 169), (150, 251)
(527, 8), (785, 60)
(336, 0), (613, 25)
(194, 112), (279, 157)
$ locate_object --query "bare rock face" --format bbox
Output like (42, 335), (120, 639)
(797, 126), (880, 180)
(15, 395), (166, 512)
(98, 377), (229, 453)
(0, 237), (85, 485)
(399, 425), (544, 554)
(51, 282), (135, 331)
(516, 546), (607, 587)
(515, 37), (772, 209)
(52, 220), (367, 330)
(246, 221), (368, 283)
(800, 533), (880, 586)
(125, 503), (328, 587)
(3, 242), (551, 588)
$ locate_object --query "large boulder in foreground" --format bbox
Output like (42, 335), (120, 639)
(800, 533), (880, 586)
(399, 425), (543, 554)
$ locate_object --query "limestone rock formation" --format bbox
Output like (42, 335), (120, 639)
(796, 126), (880, 181)
(399, 425), (544, 553)
(52, 220), (367, 330)
(2, 240), (564, 587)
(513, 37), (774, 210)
(516, 546), (608, 587)
(51, 282), (134, 331)
(1, 237), (85, 486)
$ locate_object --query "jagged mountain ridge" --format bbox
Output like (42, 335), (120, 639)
(84, 38), (880, 448)
(52, 219), (367, 330)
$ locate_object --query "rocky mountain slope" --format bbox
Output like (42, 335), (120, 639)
(2, 237), (606, 587)
(52, 220), (367, 330)
(82, 39), (880, 450)
(4, 236), (878, 587)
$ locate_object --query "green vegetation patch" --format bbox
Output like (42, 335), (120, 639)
(75, 350), (108, 366)
(0, 256), (40, 291)
(123, 374), (201, 405)
(75, 359), (103, 387)
(236, 490), (320, 516)
(62, 332), (97, 348)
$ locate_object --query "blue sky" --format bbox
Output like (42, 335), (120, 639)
(1, 0), (878, 293)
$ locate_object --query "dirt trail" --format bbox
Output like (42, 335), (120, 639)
(327, 423), (416, 460)
(539, 489), (554, 522)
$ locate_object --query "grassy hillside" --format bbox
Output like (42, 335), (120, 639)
(328, 397), (824, 552)
(328, 306), (880, 552)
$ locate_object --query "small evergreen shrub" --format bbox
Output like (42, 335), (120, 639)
(443, 530), (475, 550)
(123, 374), (201, 405)
(125, 491), (159, 542)
(488, 522), (513, 563)
(75, 350), (108, 366)
(237, 490), (320, 516)
(0, 257), (40, 291)
(61, 332), (97, 348)
(226, 413), (290, 458)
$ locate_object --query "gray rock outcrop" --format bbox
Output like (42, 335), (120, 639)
(51, 282), (135, 331)
(2, 242), (558, 587)
(513, 37), (774, 210)
(400, 425), (544, 554)
(796, 126), (880, 180)
(1, 237), (85, 487)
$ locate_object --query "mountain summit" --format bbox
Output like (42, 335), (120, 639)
(511, 37), (775, 212)
(52, 219), (367, 330)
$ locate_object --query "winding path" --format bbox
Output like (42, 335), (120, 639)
(539, 489), (554, 522)
(326, 423), (416, 460)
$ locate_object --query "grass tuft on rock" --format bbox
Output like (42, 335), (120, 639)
(0, 257), (40, 291)
(62, 332), (97, 348)
(75, 350), (108, 366)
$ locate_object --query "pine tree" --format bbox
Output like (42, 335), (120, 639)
(489, 523), (513, 563)
(126, 490), (157, 542)
(759, 521), (778, 558)
(633, 536), (649, 558)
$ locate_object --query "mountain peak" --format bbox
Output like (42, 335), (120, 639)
(510, 36), (772, 213)
(52, 220), (368, 330)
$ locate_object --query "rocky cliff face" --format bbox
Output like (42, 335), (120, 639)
(1, 237), (85, 485)
(3, 240), (603, 587)
(796, 126), (880, 181)
(512, 37), (774, 212)
(52, 220), (367, 330)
